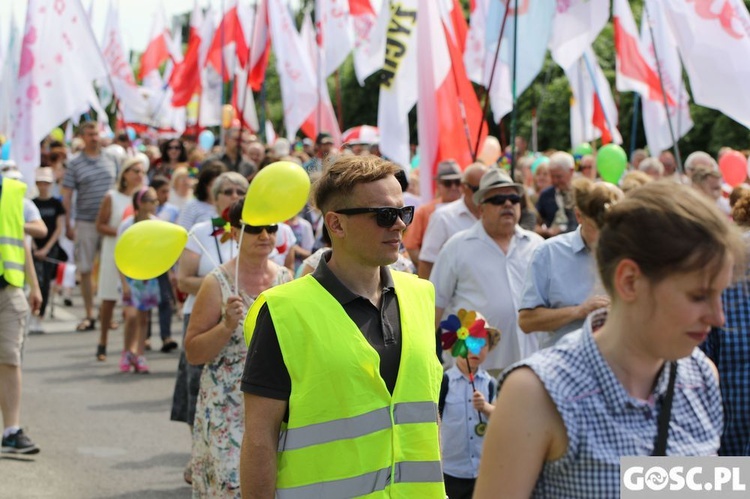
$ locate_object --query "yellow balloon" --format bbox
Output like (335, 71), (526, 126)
(243, 161), (311, 226)
(50, 127), (64, 142)
(115, 220), (188, 280)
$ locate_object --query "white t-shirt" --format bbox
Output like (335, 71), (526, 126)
(182, 220), (235, 315)
(270, 223), (297, 267)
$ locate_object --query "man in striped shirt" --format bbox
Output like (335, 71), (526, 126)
(61, 122), (118, 331)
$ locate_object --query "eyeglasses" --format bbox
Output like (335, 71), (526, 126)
(465, 184), (480, 193)
(334, 206), (415, 228)
(221, 188), (247, 197)
(441, 179), (461, 188)
(482, 194), (522, 205)
(243, 224), (278, 235)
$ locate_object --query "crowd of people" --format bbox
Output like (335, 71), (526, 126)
(1, 123), (750, 498)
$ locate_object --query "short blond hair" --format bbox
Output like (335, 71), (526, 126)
(312, 155), (401, 213)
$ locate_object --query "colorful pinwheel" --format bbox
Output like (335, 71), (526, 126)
(440, 309), (489, 358)
(211, 207), (233, 243)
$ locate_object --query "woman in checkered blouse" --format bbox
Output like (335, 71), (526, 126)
(474, 182), (745, 498)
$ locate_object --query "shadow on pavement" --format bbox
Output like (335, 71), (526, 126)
(112, 452), (190, 470)
(88, 397), (174, 414)
(102, 488), (190, 499)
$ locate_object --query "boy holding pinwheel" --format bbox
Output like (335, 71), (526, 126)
(438, 309), (501, 499)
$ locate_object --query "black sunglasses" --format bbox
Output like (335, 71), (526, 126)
(465, 184), (480, 193)
(222, 188), (247, 197)
(441, 179), (461, 188)
(334, 206), (415, 228)
(483, 194), (522, 205)
(243, 224), (278, 235)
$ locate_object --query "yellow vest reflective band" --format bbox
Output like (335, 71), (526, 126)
(245, 271), (445, 498)
(0, 178), (27, 287)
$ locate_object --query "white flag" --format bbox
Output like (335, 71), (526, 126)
(377, 0), (418, 169)
(662, 0), (750, 129)
(267, 0), (317, 139)
(641, 0), (693, 155)
(316, 0), (354, 77)
(12, 0), (109, 180)
(464, 0), (490, 84)
(0, 10), (20, 137)
(350, 0), (388, 85)
(566, 49), (623, 148)
(484, 0), (556, 123)
(549, 0), (610, 70)
(198, 5), (222, 127)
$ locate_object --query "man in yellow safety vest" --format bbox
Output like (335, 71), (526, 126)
(240, 155), (445, 498)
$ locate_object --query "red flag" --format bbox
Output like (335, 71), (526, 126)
(206, 0), (249, 82)
(613, 0), (675, 105)
(417, 0), (487, 200)
(445, 0), (469, 54)
(170, 0), (203, 107)
(139, 5), (171, 81)
(248, 0), (271, 92)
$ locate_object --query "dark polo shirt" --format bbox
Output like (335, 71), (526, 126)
(241, 252), (403, 405)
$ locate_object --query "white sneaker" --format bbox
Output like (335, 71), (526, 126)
(28, 315), (45, 334)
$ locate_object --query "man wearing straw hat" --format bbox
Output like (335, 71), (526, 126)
(240, 155), (445, 498)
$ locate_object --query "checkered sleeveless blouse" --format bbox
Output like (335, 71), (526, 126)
(500, 311), (722, 498)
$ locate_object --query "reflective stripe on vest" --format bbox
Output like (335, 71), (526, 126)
(278, 402), (438, 452)
(0, 178), (27, 287)
(248, 271), (445, 498)
(275, 461), (444, 499)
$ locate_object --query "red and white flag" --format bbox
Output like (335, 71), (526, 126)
(170, 0), (203, 107)
(267, 0), (317, 140)
(232, 66), (260, 132)
(206, 0), (249, 82)
(613, 0), (675, 106)
(565, 49), (623, 147)
(248, 0), (271, 92)
(300, 13), (342, 145)
(641, 0), (693, 154)
(377, 0), (418, 169)
(662, 0), (750, 129)
(138, 3), (172, 81)
(349, 0), (388, 85)
(549, 0), (609, 70)
(316, 0), (354, 78)
(12, 0), (109, 180)
(418, 0), (487, 200)
(441, 0), (469, 53)
(464, 0), (489, 83)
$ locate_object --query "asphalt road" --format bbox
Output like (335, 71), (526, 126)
(0, 294), (193, 499)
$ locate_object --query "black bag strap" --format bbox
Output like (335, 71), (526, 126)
(438, 372), (449, 418)
(652, 362), (677, 456)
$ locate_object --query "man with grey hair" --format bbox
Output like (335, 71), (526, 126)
(417, 162), (488, 279)
(685, 151), (718, 180)
(659, 150), (690, 184)
(638, 157), (664, 180)
(535, 151), (577, 237)
(630, 148), (648, 169)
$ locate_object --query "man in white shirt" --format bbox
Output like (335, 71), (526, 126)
(431, 168), (543, 375)
(418, 163), (488, 279)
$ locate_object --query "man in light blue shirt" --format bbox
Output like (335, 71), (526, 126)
(518, 225), (609, 348)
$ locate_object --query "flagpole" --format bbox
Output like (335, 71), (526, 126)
(335, 69), (344, 133)
(576, 58), (587, 147)
(237, 0), (261, 155)
(315, 6), (322, 138)
(643, 1), (683, 174)
(473, 0), (512, 161)
(509, 0), (519, 181)
(582, 51), (616, 142)
(629, 93), (640, 161)
(446, 45), (478, 162)
(219, 0), (226, 148)
(260, 80), (268, 143)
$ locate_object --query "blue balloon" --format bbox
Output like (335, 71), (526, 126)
(1, 140), (11, 160)
(126, 126), (136, 141)
(198, 130), (215, 151)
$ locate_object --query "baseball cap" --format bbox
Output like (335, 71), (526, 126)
(35, 167), (54, 183)
(435, 160), (462, 180)
(473, 168), (524, 205)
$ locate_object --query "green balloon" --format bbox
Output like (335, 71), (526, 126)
(573, 143), (593, 158)
(596, 144), (627, 184)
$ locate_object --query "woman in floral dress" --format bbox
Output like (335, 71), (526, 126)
(184, 199), (292, 498)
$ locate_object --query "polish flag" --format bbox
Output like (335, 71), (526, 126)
(12, 0), (109, 180)
(300, 13), (342, 145)
(198, 5), (222, 128)
(661, 0), (750, 130)
(441, 0), (469, 53)
(206, 0), (249, 82)
(640, 0), (692, 155)
(170, 0), (203, 107)
(417, 0), (487, 200)
(232, 66), (260, 132)
(464, 0), (489, 83)
(613, 0), (675, 105)
(565, 49), (623, 147)
(248, 0), (271, 92)
(267, 0), (317, 140)
(139, 4), (172, 81)
(349, 0), (388, 85)
(316, 0), (354, 78)
(377, 0), (418, 169)
(549, 0), (609, 70)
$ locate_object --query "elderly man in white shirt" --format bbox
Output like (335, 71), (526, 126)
(417, 163), (488, 279)
(431, 168), (543, 376)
